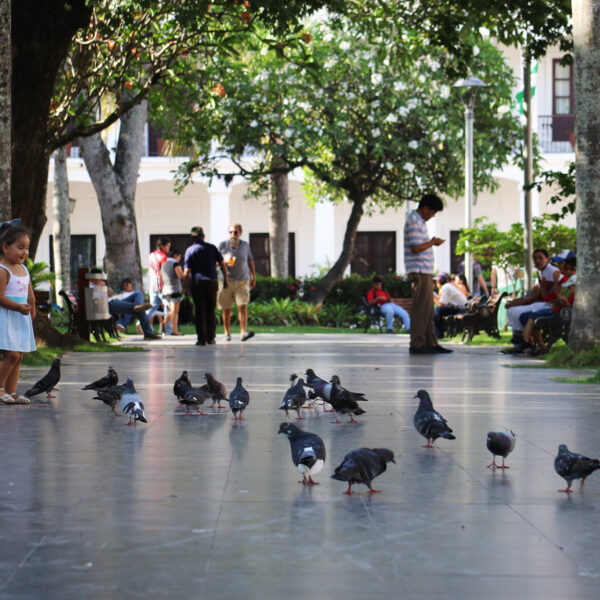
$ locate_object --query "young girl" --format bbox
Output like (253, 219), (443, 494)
(0, 221), (36, 404)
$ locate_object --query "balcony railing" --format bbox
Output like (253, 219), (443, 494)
(538, 115), (574, 153)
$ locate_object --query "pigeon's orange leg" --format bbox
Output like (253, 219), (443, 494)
(307, 476), (319, 485)
(487, 457), (498, 469)
(422, 440), (434, 448)
(558, 486), (573, 493)
(368, 488), (381, 493)
(343, 483), (353, 495)
(348, 416), (357, 423)
(498, 457), (510, 469)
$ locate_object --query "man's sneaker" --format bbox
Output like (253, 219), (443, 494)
(241, 331), (255, 342)
(226, 333), (231, 341)
(116, 324), (126, 334)
(207, 339), (216, 345)
(386, 329), (394, 333)
(144, 333), (161, 340)
(136, 323), (143, 335)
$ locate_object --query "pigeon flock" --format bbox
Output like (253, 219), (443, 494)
(18, 361), (600, 494)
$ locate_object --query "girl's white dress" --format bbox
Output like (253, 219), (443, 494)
(0, 264), (36, 352)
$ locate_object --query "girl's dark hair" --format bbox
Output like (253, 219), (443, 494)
(169, 247), (181, 258)
(532, 248), (549, 258)
(0, 222), (31, 255)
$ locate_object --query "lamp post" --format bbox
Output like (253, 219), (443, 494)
(452, 77), (487, 291)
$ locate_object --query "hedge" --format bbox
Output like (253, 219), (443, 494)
(251, 273), (412, 308)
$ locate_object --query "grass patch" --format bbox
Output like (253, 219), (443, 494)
(444, 330), (512, 346)
(22, 341), (144, 367)
(553, 369), (600, 384)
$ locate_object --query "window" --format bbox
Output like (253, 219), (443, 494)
(147, 124), (166, 156)
(552, 59), (574, 142)
(249, 233), (296, 277)
(49, 234), (96, 286)
(350, 232), (396, 276)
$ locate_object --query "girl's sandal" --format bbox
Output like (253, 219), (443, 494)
(11, 394), (31, 404)
(0, 392), (18, 404)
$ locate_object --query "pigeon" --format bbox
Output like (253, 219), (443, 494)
(204, 372), (227, 408)
(278, 422), (326, 485)
(554, 444), (600, 493)
(173, 370), (192, 401)
(179, 383), (211, 415)
(280, 374), (308, 420)
(332, 448), (396, 494)
(328, 376), (366, 424)
(413, 389), (455, 448)
(120, 377), (147, 425)
(24, 358), (61, 398)
(305, 368), (334, 410)
(329, 374), (368, 402)
(83, 366), (118, 391)
(228, 377), (250, 420)
(92, 384), (125, 416)
(486, 431), (516, 469)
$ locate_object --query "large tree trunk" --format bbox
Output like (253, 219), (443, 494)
(11, 1), (90, 256)
(569, 0), (600, 349)
(269, 157), (289, 278)
(310, 194), (365, 305)
(79, 101), (147, 291)
(0, 0), (10, 221)
(52, 146), (71, 301)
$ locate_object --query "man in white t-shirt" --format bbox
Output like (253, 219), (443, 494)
(434, 273), (468, 338)
(504, 249), (559, 351)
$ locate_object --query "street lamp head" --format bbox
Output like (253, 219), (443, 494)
(452, 77), (487, 89)
(453, 77), (487, 108)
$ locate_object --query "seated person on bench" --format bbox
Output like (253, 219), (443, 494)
(434, 272), (468, 338)
(366, 276), (410, 333)
(522, 255), (576, 354)
(88, 269), (160, 340)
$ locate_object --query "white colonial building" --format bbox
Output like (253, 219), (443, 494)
(40, 43), (575, 288)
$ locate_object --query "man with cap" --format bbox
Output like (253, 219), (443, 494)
(183, 227), (229, 346)
(366, 276), (410, 333)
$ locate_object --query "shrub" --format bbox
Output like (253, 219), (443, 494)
(319, 303), (356, 328)
(251, 273), (412, 308)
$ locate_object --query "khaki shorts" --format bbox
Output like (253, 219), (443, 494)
(218, 280), (251, 310)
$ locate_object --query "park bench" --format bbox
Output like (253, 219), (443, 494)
(443, 292), (506, 343)
(534, 305), (572, 350)
(360, 297), (384, 333)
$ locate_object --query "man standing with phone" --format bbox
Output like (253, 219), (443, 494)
(403, 193), (452, 354)
(218, 223), (256, 342)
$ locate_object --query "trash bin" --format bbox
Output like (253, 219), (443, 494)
(84, 273), (110, 321)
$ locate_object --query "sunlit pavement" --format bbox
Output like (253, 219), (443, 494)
(2, 333), (599, 599)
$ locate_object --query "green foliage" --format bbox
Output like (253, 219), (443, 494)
(25, 258), (55, 290)
(250, 274), (411, 307)
(267, 297), (298, 326)
(319, 303), (355, 328)
(544, 344), (600, 369)
(171, 20), (523, 208)
(528, 162), (576, 222)
(251, 275), (302, 303)
(456, 215), (577, 274)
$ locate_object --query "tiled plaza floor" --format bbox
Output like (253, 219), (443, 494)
(1, 333), (599, 599)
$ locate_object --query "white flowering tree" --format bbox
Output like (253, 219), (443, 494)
(171, 23), (522, 303)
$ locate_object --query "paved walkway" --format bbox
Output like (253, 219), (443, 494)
(2, 334), (600, 599)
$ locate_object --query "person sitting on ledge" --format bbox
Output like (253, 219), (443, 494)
(366, 276), (410, 333)
(88, 269), (160, 340)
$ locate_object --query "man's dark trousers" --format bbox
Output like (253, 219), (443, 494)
(191, 280), (218, 343)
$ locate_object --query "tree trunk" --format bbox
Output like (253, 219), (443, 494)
(79, 101), (147, 291)
(11, 0), (90, 256)
(52, 146), (71, 301)
(569, 0), (600, 349)
(0, 0), (10, 222)
(310, 194), (365, 305)
(269, 157), (289, 278)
